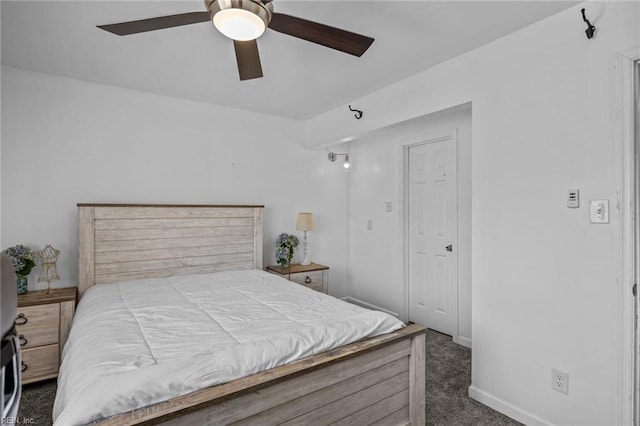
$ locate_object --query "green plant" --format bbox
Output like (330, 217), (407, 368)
(4, 244), (36, 276)
(276, 233), (299, 267)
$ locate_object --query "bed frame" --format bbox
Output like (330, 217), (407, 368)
(77, 203), (426, 425)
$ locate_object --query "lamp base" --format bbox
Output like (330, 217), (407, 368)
(300, 230), (311, 266)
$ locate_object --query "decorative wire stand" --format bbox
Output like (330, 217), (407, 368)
(35, 245), (60, 294)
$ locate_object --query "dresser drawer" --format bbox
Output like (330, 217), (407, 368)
(15, 303), (59, 329)
(21, 344), (59, 384)
(290, 270), (325, 292)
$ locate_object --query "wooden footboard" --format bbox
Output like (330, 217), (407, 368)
(96, 324), (426, 426)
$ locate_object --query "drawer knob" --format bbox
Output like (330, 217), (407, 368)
(18, 335), (27, 347)
(305, 276), (312, 284)
(14, 313), (28, 326)
(21, 361), (27, 373)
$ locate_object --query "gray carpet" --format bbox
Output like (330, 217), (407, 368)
(16, 378), (57, 425)
(426, 329), (522, 425)
(17, 329), (522, 425)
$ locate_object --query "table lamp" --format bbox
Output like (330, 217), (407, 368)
(296, 212), (315, 266)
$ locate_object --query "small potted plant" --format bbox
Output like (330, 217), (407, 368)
(275, 233), (299, 269)
(4, 244), (36, 295)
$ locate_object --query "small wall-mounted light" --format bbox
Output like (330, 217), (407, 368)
(328, 152), (350, 170)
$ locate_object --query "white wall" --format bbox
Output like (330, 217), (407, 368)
(1, 67), (350, 296)
(306, 2), (639, 425)
(346, 106), (472, 345)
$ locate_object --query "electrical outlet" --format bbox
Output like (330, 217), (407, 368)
(366, 219), (373, 231)
(590, 199), (609, 223)
(552, 369), (569, 394)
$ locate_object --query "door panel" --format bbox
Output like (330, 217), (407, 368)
(408, 137), (457, 336)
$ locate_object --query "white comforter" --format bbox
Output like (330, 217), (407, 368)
(52, 270), (404, 425)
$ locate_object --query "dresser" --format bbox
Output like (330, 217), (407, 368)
(16, 287), (77, 384)
(266, 263), (329, 294)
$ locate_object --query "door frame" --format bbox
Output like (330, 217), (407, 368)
(618, 48), (640, 426)
(402, 128), (460, 344)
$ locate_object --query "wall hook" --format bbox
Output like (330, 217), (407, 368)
(581, 8), (596, 39)
(348, 105), (363, 120)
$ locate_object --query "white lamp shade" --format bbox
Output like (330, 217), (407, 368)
(213, 8), (266, 41)
(296, 213), (315, 231)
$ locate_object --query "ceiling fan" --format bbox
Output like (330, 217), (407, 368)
(97, 0), (374, 81)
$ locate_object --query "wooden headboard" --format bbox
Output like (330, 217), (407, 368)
(77, 204), (264, 299)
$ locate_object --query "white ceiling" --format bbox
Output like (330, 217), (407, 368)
(1, 1), (577, 119)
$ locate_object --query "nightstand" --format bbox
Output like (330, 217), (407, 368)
(266, 263), (329, 294)
(16, 287), (77, 384)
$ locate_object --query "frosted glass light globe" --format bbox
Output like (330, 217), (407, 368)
(213, 8), (266, 41)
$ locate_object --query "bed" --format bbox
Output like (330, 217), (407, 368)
(60, 203), (426, 425)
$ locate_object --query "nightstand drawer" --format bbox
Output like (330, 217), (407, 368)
(17, 287), (77, 385)
(21, 344), (59, 383)
(290, 271), (324, 289)
(266, 263), (329, 294)
(303, 280), (325, 292)
(15, 303), (59, 329)
(17, 325), (59, 349)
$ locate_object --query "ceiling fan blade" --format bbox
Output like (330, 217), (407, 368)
(234, 40), (263, 81)
(269, 13), (374, 57)
(97, 11), (210, 36)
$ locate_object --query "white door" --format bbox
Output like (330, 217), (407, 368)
(408, 136), (458, 336)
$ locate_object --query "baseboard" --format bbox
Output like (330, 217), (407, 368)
(456, 335), (472, 348)
(341, 297), (400, 318)
(468, 385), (551, 426)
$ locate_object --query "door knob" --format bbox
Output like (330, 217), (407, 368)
(445, 245), (453, 252)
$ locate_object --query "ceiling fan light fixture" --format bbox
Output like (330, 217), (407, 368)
(213, 8), (265, 40)
(208, 0), (272, 41)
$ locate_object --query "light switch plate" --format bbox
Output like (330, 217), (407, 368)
(590, 199), (609, 224)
